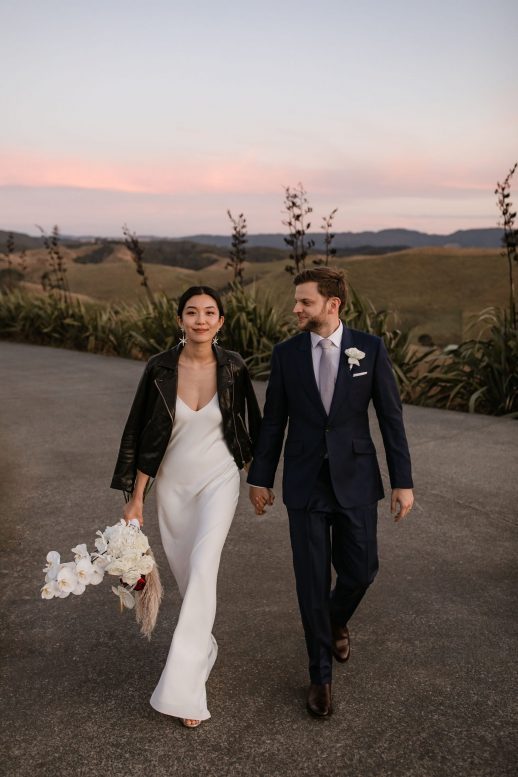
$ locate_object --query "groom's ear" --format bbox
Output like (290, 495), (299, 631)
(328, 296), (340, 313)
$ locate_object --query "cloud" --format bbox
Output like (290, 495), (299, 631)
(0, 183), (496, 237)
(0, 147), (497, 203)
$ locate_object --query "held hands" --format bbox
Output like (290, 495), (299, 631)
(123, 496), (144, 527)
(249, 486), (275, 516)
(391, 488), (414, 522)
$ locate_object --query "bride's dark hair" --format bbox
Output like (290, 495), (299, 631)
(177, 286), (225, 318)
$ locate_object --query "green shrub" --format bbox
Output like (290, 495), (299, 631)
(2, 290), (514, 416)
(343, 286), (433, 401)
(126, 294), (180, 357)
(411, 307), (517, 416)
(220, 283), (296, 377)
(0, 290), (134, 357)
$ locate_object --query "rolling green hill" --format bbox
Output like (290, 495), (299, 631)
(10, 242), (509, 346)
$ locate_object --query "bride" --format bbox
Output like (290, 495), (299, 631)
(110, 286), (262, 728)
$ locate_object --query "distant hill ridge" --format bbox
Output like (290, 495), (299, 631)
(184, 228), (503, 250)
(0, 227), (503, 252)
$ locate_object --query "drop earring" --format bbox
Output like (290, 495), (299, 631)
(179, 328), (187, 346)
(212, 329), (221, 345)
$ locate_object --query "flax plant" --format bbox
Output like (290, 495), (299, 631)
(495, 162), (518, 328)
(123, 225), (156, 306)
(313, 208), (338, 267)
(226, 210), (247, 285)
(37, 225), (71, 304)
(282, 183), (315, 275)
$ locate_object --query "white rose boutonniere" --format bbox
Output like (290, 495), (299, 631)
(345, 346), (366, 370)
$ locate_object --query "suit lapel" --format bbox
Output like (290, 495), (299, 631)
(328, 325), (354, 419)
(297, 332), (327, 417)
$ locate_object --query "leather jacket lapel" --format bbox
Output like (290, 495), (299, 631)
(155, 345), (180, 420)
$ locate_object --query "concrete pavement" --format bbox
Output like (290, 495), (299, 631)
(1, 341), (516, 777)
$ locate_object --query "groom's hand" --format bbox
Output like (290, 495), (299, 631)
(249, 486), (275, 515)
(391, 488), (414, 522)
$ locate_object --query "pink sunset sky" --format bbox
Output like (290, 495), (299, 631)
(1, 0), (516, 237)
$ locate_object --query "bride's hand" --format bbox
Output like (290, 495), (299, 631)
(123, 496), (144, 527)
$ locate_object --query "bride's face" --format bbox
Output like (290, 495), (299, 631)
(178, 294), (224, 344)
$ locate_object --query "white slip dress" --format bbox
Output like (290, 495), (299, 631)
(150, 392), (240, 721)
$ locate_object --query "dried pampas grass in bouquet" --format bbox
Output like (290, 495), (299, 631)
(135, 548), (163, 640)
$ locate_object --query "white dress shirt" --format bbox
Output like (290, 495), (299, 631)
(310, 321), (343, 389)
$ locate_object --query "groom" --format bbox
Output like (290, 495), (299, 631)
(247, 267), (414, 717)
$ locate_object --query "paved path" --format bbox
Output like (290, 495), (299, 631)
(1, 342), (516, 777)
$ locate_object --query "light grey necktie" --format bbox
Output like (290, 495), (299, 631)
(318, 338), (335, 414)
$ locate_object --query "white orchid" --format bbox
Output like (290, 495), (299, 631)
(94, 530), (108, 554)
(41, 580), (59, 599)
(71, 543), (89, 560)
(111, 585), (135, 610)
(89, 557), (108, 585)
(74, 557), (94, 586)
(56, 565), (77, 596)
(43, 551), (61, 581)
(42, 520), (157, 631)
(345, 346), (366, 370)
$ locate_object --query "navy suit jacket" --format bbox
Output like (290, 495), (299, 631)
(247, 326), (413, 509)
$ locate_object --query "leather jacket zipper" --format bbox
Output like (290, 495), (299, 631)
(230, 364), (245, 467)
(154, 378), (175, 422)
(237, 412), (251, 444)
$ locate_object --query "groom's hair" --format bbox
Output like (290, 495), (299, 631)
(294, 267), (347, 312)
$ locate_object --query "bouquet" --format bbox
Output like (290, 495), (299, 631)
(41, 519), (163, 639)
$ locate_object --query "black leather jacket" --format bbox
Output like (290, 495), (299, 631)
(110, 344), (262, 496)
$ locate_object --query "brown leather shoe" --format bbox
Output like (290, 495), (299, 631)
(331, 623), (350, 663)
(306, 683), (333, 717)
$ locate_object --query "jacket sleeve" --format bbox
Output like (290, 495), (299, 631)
(246, 345), (288, 488)
(372, 338), (413, 489)
(242, 364), (262, 449)
(110, 361), (154, 497)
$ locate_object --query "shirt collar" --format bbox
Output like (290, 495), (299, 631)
(310, 320), (343, 349)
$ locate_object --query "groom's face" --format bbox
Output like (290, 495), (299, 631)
(293, 282), (337, 332)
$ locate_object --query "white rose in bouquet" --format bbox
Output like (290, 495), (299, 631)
(131, 531), (150, 555)
(139, 555), (155, 575)
(121, 569), (144, 587)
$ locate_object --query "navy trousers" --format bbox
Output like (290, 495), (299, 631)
(287, 459), (379, 685)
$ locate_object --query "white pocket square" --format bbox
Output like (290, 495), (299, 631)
(353, 371), (368, 377)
